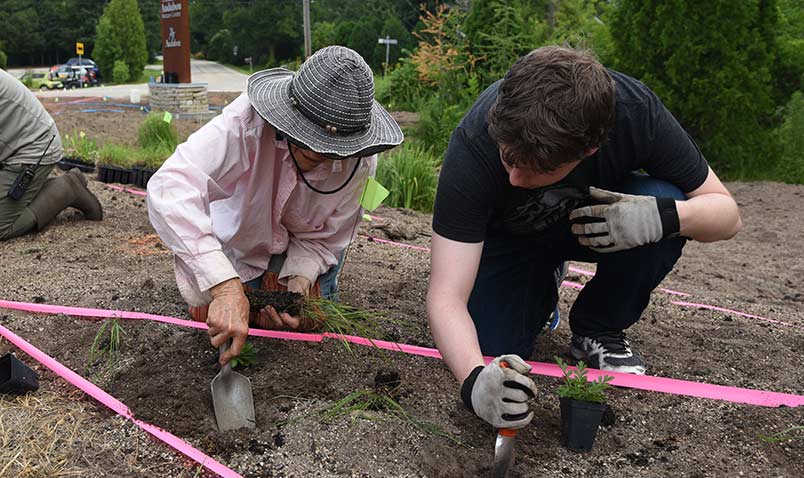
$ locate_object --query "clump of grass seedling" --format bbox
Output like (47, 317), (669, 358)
(230, 343), (258, 369)
(138, 112), (179, 152)
(301, 297), (415, 356)
(555, 357), (613, 403)
(760, 425), (804, 443)
(98, 143), (137, 168)
(87, 319), (125, 372)
(376, 143), (439, 212)
(319, 389), (466, 446)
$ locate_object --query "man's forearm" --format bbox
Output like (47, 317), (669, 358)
(677, 193), (742, 242)
(426, 294), (486, 383)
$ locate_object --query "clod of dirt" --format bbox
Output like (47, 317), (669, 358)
(141, 278), (154, 289)
(602, 404), (617, 427)
(243, 289), (304, 316)
(373, 369), (402, 391)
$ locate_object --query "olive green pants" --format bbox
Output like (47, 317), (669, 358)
(0, 163), (54, 240)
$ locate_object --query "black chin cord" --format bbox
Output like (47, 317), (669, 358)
(288, 145), (361, 195)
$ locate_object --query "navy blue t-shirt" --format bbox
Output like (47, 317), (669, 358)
(432, 70), (710, 243)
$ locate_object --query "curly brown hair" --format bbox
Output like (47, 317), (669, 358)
(488, 45), (616, 172)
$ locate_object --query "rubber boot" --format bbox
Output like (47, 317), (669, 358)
(27, 168), (103, 229)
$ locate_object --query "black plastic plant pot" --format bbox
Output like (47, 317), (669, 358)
(97, 164), (133, 184)
(57, 156), (96, 173)
(559, 396), (607, 452)
(0, 353), (40, 395)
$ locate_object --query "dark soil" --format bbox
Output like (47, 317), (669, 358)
(0, 111), (802, 476)
(243, 289), (304, 316)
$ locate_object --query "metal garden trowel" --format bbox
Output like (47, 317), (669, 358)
(211, 339), (256, 431)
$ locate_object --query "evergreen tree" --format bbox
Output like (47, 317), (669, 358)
(93, 15), (123, 80)
(611, 0), (778, 176)
(465, 0), (533, 87)
(104, 0), (148, 80)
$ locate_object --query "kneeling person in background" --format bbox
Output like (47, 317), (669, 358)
(0, 69), (102, 242)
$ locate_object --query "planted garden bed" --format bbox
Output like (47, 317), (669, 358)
(0, 169), (802, 477)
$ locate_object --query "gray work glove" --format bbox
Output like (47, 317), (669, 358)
(569, 187), (680, 252)
(460, 355), (537, 429)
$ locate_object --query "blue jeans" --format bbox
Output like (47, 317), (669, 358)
(243, 252), (344, 301)
(468, 173), (687, 358)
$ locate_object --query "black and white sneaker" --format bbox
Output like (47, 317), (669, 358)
(570, 333), (647, 375)
(548, 262), (569, 331)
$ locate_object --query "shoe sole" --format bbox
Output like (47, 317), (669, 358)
(569, 343), (647, 375)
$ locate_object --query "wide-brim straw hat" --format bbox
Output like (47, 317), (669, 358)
(247, 45), (403, 158)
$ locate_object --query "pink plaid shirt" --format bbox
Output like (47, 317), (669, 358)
(147, 93), (375, 306)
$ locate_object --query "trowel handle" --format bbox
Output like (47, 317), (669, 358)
(219, 339), (232, 374)
(499, 360), (518, 438)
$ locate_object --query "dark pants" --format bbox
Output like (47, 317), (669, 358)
(0, 163), (54, 240)
(467, 174), (687, 358)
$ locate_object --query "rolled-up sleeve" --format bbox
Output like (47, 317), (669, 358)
(279, 156), (377, 283)
(146, 107), (253, 302)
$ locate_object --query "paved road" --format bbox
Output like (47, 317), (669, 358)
(12, 59), (249, 99)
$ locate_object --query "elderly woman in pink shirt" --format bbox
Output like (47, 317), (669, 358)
(147, 46), (403, 364)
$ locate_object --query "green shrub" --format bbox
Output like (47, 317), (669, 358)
(376, 143), (439, 213)
(138, 113), (178, 152)
(98, 144), (137, 168)
(378, 58), (427, 111)
(0, 50), (7, 70)
(112, 60), (130, 84)
(775, 91), (804, 183)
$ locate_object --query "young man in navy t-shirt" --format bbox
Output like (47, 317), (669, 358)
(426, 46), (742, 431)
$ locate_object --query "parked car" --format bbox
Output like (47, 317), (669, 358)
(65, 57), (100, 75)
(52, 64), (99, 88)
(18, 72), (63, 90)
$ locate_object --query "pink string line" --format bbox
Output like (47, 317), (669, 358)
(568, 266), (690, 297)
(105, 184), (147, 197)
(670, 300), (800, 328)
(0, 323), (242, 478)
(2, 300), (802, 408)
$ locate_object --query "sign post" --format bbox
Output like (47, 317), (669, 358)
(377, 36), (398, 77)
(76, 42), (84, 88)
(160, 0), (191, 83)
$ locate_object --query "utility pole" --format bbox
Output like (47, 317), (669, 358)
(303, 0), (311, 58)
(377, 36), (398, 77)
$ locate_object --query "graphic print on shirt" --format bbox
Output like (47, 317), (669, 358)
(492, 183), (590, 235)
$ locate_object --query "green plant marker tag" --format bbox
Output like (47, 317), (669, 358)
(163, 111), (173, 123)
(362, 213), (372, 222)
(360, 177), (389, 211)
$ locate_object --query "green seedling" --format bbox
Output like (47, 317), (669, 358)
(555, 356), (613, 403)
(87, 319), (125, 372)
(319, 389), (466, 447)
(230, 342), (258, 369)
(760, 425), (804, 443)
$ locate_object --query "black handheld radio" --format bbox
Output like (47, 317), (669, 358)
(7, 134), (56, 201)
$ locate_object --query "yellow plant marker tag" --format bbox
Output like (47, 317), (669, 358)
(79, 131), (86, 139)
(54, 97), (59, 102)
(163, 111), (173, 123)
(360, 177), (389, 212)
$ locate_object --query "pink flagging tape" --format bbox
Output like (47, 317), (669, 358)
(4, 300), (803, 407)
(105, 184), (148, 197)
(325, 333), (803, 407)
(322, 333), (444, 359)
(479, 356), (804, 408)
(0, 324), (242, 478)
(671, 300), (801, 328)
(0, 300), (324, 343)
